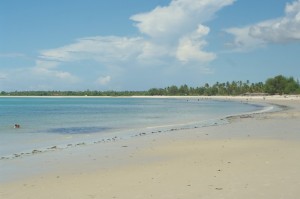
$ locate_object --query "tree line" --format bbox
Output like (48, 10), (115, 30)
(149, 75), (300, 96)
(1, 75), (299, 96)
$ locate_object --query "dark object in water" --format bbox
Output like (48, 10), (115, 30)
(14, 124), (20, 128)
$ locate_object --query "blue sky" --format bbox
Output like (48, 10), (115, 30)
(1, 0), (300, 91)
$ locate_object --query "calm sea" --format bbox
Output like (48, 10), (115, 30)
(0, 97), (265, 158)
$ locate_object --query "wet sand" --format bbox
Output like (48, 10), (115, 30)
(1, 95), (300, 199)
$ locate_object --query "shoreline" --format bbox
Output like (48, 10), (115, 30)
(0, 97), (272, 161)
(0, 94), (299, 99)
(1, 96), (300, 199)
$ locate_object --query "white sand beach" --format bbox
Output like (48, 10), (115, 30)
(1, 95), (300, 199)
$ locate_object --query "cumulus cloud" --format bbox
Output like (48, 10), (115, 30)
(32, 66), (79, 83)
(38, 36), (149, 87)
(96, 75), (111, 85)
(29, 0), (235, 90)
(131, 0), (235, 39)
(35, 60), (60, 69)
(130, 0), (234, 63)
(176, 25), (216, 62)
(225, 0), (300, 51)
(39, 0), (235, 66)
(225, 27), (266, 51)
(0, 73), (7, 79)
(40, 36), (145, 63)
(137, 41), (170, 61)
(32, 59), (79, 83)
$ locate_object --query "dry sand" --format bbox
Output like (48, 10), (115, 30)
(1, 96), (300, 199)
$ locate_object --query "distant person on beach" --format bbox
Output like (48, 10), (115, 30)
(14, 124), (20, 128)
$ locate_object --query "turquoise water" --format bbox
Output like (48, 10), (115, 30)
(0, 97), (264, 158)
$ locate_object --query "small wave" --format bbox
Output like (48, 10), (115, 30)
(46, 126), (110, 134)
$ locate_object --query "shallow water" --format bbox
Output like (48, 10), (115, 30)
(0, 97), (265, 158)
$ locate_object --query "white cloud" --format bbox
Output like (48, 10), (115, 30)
(38, 0), (235, 67)
(176, 25), (216, 62)
(0, 72), (8, 79)
(40, 36), (145, 63)
(96, 75), (111, 85)
(225, 27), (266, 51)
(32, 66), (79, 83)
(137, 41), (169, 61)
(35, 60), (60, 69)
(22, 0), (235, 90)
(131, 0), (235, 39)
(225, 0), (300, 51)
(32, 59), (79, 83)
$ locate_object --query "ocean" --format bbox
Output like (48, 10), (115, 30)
(0, 97), (266, 158)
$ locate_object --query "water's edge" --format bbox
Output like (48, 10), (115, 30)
(0, 100), (277, 160)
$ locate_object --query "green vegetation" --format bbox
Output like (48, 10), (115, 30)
(1, 75), (299, 96)
(264, 75), (300, 95)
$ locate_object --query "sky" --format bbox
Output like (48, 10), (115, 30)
(1, 0), (300, 91)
